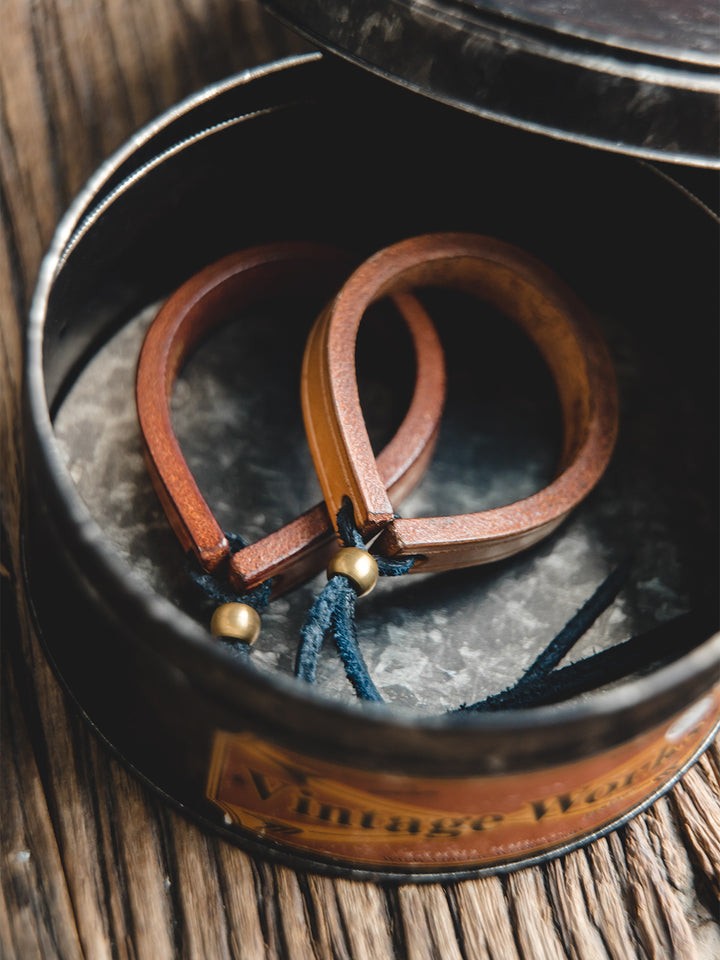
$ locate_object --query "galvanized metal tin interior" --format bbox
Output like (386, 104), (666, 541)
(25, 54), (720, 878)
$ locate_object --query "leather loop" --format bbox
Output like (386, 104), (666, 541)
(301, 232), (618, 573)
(136, 242), (445, 594)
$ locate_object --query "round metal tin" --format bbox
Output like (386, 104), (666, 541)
(262, 0), (720, 167)
(25, 54), (720, 879)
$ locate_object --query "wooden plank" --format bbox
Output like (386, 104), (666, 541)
(0, 650), (84, 960)
(304, 875), (353, 960)
(168, 818), (234, 959)
(453, 877), (522, 960)
(397, 885), (464, 960)
(506, 870), (567, 960)
(334, 879), (396, 959)
(215, 841), (270, 959)
(673, 755), (720, 896)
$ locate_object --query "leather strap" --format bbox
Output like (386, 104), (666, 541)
(301, 232), (618, 573)
(136, 242), (445, 594)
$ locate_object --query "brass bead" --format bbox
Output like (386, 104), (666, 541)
(327, 547), (378, 598)
(210, 603), (261, 645)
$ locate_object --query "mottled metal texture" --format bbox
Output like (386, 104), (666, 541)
(262, 0), (720, 165)
(54, 276), (717, 713)
(464, 0), (720, 62)
(33, 54), (716, 727)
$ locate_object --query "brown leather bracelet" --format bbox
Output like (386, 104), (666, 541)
(136, 242), (445, 594)
(301, 232), (618, 574)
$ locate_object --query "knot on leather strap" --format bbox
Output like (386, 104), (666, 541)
(187, 533), (273, 611)
(335, 500), (416, 577)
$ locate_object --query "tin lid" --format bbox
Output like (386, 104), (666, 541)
(262, 0), (720, 167)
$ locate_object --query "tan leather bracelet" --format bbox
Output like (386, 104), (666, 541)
(301, 232), (618, 574)
(136, 242), (445, 594)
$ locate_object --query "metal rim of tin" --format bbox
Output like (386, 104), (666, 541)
(24, 53), (720, 878)
(262, 0), (720, 168)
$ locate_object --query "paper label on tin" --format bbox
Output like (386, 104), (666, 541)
(206, 686), (720, 870)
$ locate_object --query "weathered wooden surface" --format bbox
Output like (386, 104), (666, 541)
(1, 2), (719, 957)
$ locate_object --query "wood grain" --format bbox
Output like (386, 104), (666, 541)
(1, 1), (718, 958)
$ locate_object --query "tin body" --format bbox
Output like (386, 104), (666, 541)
(25, 54), (720, 879)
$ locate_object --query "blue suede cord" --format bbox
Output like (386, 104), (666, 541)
(295, 574), (382, 698)
(188, 513), (696, 713)
(296, 500), (415, 696)
(293, 501), (685, 712)
(456, 608), (714, 712)
(332, 577), (384, 701)
(454, 561), (630, 712)
(454, 560), (630, 713)
(186, 532), (272, 651)
(295, 576), (348, 683)
(516, 560), (630, 686)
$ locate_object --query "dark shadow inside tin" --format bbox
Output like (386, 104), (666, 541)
(47, 59), (719, 714)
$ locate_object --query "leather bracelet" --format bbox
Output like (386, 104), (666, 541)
(136, 242), (445, 594)
(301, 232), (618, 573)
